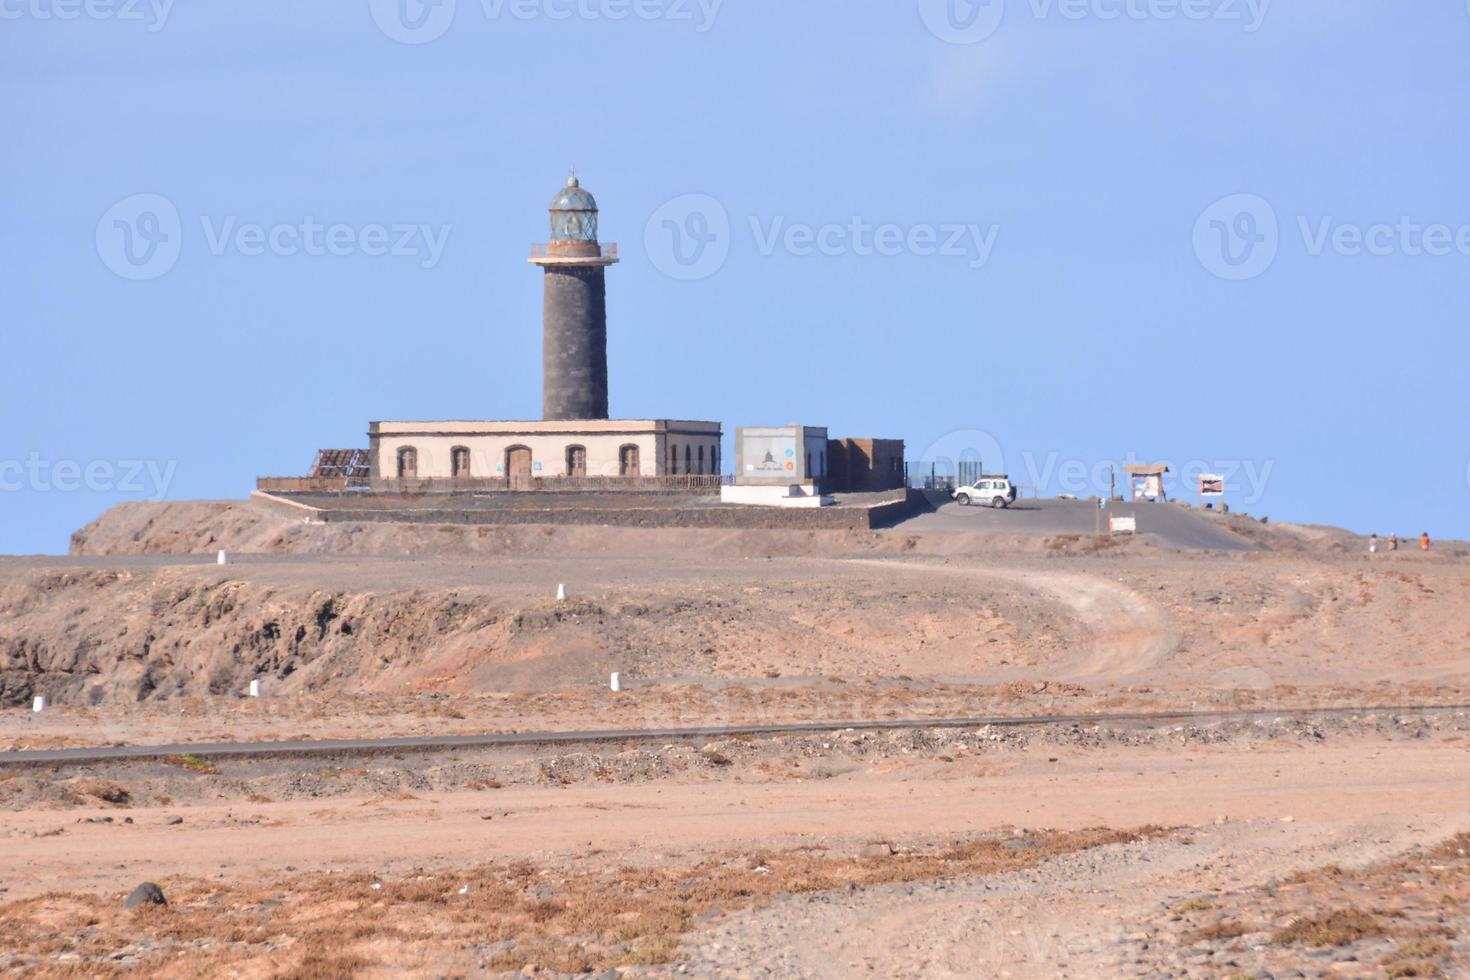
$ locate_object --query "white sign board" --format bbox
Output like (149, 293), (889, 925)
(1133, 475), (1163, 500)
(1199, 474), (1225, 498)
(742, 433), (798, 478)
(1109, 515), (1138, 534)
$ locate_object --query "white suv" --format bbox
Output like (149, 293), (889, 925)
(954, 476), (1017, 509)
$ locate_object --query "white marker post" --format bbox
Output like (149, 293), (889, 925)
(32, 695), (46, 713)
(217, 549), (229, 566)
(248, 679), (261, 698)
(556, 583), (567, 601)
(610, 672), (622, 693)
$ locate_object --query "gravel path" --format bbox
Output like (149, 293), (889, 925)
(669, 816), (1466, 978)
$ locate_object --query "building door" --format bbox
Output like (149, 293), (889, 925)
(619, 445), (639, 477)
(566, 445), (587, 479)
(506, 447), (533, 490)
(451, 447), (471, 479)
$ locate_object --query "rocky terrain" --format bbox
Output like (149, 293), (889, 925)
(1, 499), (1467, 977)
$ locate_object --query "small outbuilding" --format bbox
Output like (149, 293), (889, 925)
(721, 424), (832, 507)
(1125, 464), (1170, 501)
(826, 438), (905, 492)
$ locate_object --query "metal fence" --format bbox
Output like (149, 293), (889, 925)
(905, 461), (960, 491)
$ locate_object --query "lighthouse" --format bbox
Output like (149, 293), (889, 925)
(530, 173), (618, 421)
(358, 172), (721, 489)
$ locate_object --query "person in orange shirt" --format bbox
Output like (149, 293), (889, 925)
(1420, 531), (1431, 551)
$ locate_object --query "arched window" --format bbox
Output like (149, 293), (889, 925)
(711, 445), (719, 476)
(619, 444), (640, 477)
(697, 445), (705, 475)
(669, 443), (678, 475)
(806, 451), (812, 478)
(684, 445), (692, 475)
(566, 445), (587, 478)
(397, 446), (417, 479)
(451, 446), (471, 479)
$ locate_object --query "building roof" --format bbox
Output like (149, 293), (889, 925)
(369, 419), (721, 437)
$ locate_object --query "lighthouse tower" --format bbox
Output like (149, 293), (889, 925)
(530, 173), (618, 421)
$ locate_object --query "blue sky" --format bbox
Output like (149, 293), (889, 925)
(3, 0), (1469, 553)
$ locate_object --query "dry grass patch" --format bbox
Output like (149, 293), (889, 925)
(163, 754), (219, 775)
(0, 826), (1166, 977)
(1184, 919), (1247, 944)
(69, 780), (130, 806)
(1141, 832), (1470, 978)
(1272, 907), (1388, 947)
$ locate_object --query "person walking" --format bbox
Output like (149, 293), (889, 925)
(1421, 531), (1432, 551)
(1388, 533), (1399, 552)
(1368, 533), (1379, 554)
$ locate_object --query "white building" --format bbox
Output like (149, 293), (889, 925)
(369, 419), (722, 489)
(720, 424), (833, 507)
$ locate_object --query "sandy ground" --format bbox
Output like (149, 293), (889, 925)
(3, 723), (1468, 976)
(2, 501), (1469, 976)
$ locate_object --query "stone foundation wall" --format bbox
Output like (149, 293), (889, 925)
(250, 490), (917, 531)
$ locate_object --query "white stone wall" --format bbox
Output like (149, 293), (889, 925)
(370, 421), (720, 480)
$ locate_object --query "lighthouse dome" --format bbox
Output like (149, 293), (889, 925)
(548, 174), (599, 242)
(549, 174), (598, 213)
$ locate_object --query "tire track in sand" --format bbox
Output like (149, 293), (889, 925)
(832, 559), (1177, 682)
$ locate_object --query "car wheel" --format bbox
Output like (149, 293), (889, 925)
(956, 493), (970, 506)
(992, 497), (1006, 509)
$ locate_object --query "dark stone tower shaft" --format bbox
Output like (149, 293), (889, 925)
(542, 263), (609, 420)
(531, 174), (618, 421)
